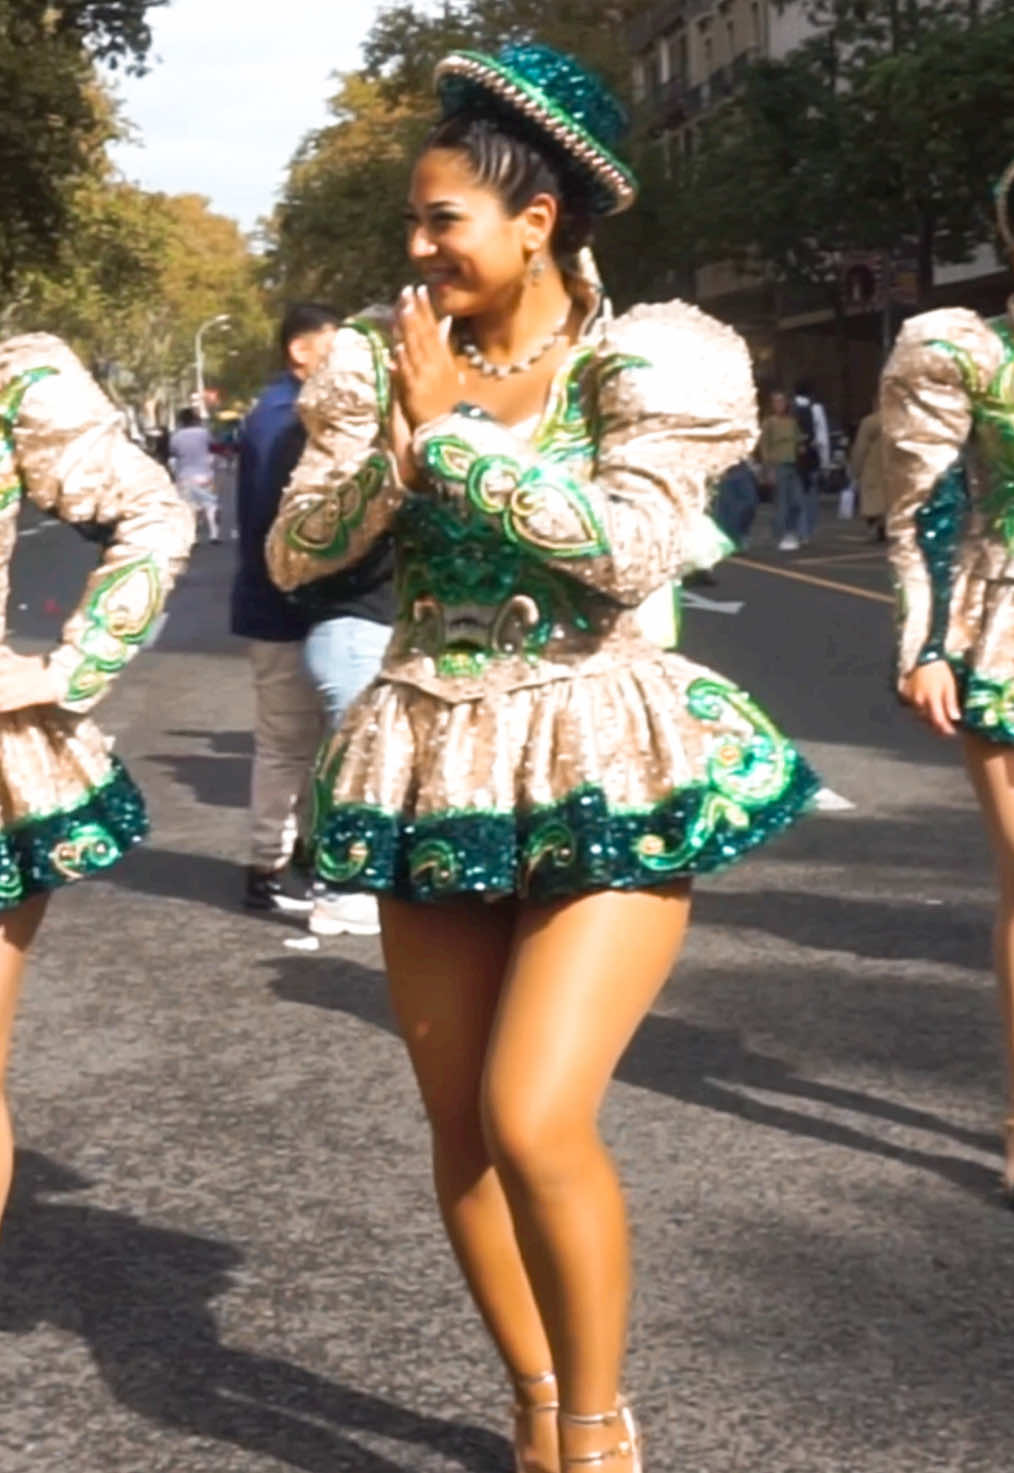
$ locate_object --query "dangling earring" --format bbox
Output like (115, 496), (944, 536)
(529, 254), (546, 285)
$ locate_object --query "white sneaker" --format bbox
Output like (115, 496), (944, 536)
(308, 892), (380, 937)
(777, 534), (800, 551)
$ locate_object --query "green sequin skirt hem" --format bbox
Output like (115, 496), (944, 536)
(314, 754), (820, 905)
(0, 757), (148, 911)
(950, 660), (1014, 746)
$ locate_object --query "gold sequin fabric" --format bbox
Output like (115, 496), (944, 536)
(0, 335), (193, 898)
(271, 297), (818, 900)
(882, 302), (1014, 741)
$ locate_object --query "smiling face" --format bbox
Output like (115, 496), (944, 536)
(405, 148), (557, 319)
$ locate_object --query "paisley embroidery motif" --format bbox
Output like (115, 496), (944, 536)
(0, 366), (58, 513)
(634, 676), (796, 874)
(65, 556), (163, 706)
(284, 453), (389, 559)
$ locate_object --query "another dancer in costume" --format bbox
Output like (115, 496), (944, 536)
(0, 335), (193, 1228)
(269, 47), (817, 1471)
(882, 163), (1014, 1203)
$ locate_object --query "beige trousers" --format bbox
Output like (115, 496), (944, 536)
(248, 640), (323, 872)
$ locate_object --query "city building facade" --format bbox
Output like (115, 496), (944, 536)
(628, 0), (1007, 427)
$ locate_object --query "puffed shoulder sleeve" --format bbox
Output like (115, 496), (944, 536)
(266, 319), (402, 592)
(881, 308), (987, 677)
(0, 333), (194, 714)
(412, 300), (757, 605)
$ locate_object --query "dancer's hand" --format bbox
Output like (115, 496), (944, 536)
(392, 286), (461, 429)
(900, 660), (961, 737)
(0, 651), (60, 711)
(389, 401), (418, 488)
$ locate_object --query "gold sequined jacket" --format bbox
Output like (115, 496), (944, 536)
(0, 334), (194, 710)
(267, 299), (757, 700)
(882, 303), (1014, 738)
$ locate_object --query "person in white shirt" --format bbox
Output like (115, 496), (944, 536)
(170, 408), (219, 543)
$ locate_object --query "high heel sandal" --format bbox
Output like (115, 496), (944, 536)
(513, 1371), (559, 1473)
(560, 1403), (642, 1470)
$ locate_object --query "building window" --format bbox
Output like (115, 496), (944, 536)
(751, 0), (761, 48)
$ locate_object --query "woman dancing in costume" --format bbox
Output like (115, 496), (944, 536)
(882, 162), (1014, 1204)
(268, 47), (818, 1471)
(0, 335), (192, 1229)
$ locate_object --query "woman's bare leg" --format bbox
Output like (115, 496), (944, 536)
(0, 893), (48, 1229)
(964, 734), (1014, 1183)
(379, 895), (558, 1468)
(482, 884), (692, 1466)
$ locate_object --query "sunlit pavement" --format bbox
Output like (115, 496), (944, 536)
(0, 504), (1008, 1473)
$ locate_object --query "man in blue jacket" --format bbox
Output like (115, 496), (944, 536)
(231, 303), (338, 913)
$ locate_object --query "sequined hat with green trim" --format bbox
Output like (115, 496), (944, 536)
(434, 44), (638, 217)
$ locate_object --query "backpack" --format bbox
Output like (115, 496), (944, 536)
(794, 398), (819, 474)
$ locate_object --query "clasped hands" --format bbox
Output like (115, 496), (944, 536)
(389, 285), (462, 486)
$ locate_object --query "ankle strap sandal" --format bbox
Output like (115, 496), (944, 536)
(513, 1372), (560, 1473)
(560, 1402), (641, 1469)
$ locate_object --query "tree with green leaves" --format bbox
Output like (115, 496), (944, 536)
(268, 0), (646, 312)
(682, 0), (1014, 308)
(0, 0), (166, 286)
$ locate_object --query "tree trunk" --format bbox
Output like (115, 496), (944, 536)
(917, 210), (935, 305)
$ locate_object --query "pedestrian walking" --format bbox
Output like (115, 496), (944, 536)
(0, 334), (192, 1230)
(849, 408), (885, 540)
(170, 408), (220, 543)
(881, 156), (1014, 1203)
(793, 378), (831, 542)
(759, 390), (805, 550)
(231, 304), (337, 916)
(268, 43), (819, 1472)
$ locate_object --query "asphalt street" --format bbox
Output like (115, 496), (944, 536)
(0, 499), (1010, 1473)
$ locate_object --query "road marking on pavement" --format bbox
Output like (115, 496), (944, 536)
(794, 550), (885, 567)
(19, 521), (58, 539)
(682, 590), (744, 615)
(735, 556), (893, 605)
(812, 786), (857, 812)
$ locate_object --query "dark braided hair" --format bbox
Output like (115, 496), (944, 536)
(424, 113), (594, 263)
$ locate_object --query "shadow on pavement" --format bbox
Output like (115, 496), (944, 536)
(693, 886), (991, 969)
(267, 957), (1000, 1208)
(148, 729), (255, 810)
(0, 1151), (509, 1472)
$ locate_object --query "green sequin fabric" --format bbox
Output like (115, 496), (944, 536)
(313, 673), (819, 903)
(315, 758), (819, 905)
(0, 757), (147, 910)
(436, 44), (638, 215)
(933, 317), (1014, 546)
(911, 462), (970, 666)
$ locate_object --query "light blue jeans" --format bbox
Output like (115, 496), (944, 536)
(304, 616), (390, 731)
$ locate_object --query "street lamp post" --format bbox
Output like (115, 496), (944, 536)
(194, 314), (230, 417)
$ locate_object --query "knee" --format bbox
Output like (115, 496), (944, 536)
(481, 1082), (595, 1197)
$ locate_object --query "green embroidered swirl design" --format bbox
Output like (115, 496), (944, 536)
(634, 676), (795, 874)
(50, 821), (121, 881)
(0, 366), (58, 512)
(409, 838), (459, 891)
(284, 452), (389, 559)
(932, 318), (1014, 544)
(521, 818), (577, 892)
(65, 555), (163, 705)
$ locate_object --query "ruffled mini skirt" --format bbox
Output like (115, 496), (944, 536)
(311, 652), (819, 904)
(0, 709), (147, 910)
